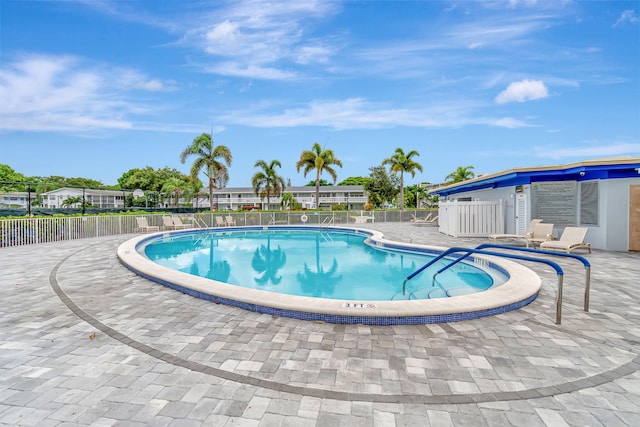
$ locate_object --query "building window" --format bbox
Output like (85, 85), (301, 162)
(580, 181), (599, 226)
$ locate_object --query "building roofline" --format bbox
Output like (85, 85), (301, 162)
(431, 157), (640, 196)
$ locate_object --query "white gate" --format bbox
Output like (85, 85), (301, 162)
(438, 200), (504, 237)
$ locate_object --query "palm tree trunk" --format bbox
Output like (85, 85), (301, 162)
(315, 171), (320, 209)
(209, 176), (215, 211)
(400, 171), (405, 211)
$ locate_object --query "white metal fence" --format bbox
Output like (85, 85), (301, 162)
(438, 200), (503, 237)
(0, 210), (437, 248)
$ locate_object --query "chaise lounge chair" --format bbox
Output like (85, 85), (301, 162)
(540, 227), (591, 253)
(489, 219), (543, 242)
(169, 215), (191, 230)
(525, 223), (555, 248)
(135, 217), (159, 233)
(215, 216), (227, 227)
(411, 213), (433, 223)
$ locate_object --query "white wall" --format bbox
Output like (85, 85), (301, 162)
(441, 178), (638, 251)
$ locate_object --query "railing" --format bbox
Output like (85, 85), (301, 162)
(0, 210), (436, 248)
(403, 245), (593, 325)
(474, 244), (591, 313)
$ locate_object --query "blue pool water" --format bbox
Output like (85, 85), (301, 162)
(142, 229), (507, 301)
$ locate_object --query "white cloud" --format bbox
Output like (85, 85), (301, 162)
(216, 97), (532, 130)
(495, 79), (549, 104)
(492, 117), (531, 128)
(534, 143), (640, 160)
(613, 10), (639, 27)
(0, 55), (180, 132)
(192, 0), (340, 79)
(206, 62), (297, 80)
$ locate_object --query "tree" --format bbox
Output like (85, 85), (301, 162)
(296, 142), (342, 209)
(445, 165), (475, 183)
(61, 196), (83, 208)
(404, 184), (429, 209)
(0, 164), (27, 191)
(280, 192), (299, 210)
(363, 166), (399, 208)
(161, 177), (189, 207)
(180, 132), (232, 211)
(305, 179), (332, 187)
(252, 160), (286, 210)
(338, 176), (371, 186)
(382, 148), (423, 210)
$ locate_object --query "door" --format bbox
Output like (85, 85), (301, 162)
(630, 185), (640, 251)
(515, 193), (528, 235)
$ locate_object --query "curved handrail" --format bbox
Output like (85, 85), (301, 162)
(403, 247), (566, 324)
(474, 244), (591, 312)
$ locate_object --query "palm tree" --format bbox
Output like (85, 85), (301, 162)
(296, 142), (343, 209)
(445, 165), (475, 183)
(180, 132), (232, 210)
(382, 148), (423, 211)
(251, 160), (286, 210)
(161, 177), (188, 207)
(280, 192), (299, 210)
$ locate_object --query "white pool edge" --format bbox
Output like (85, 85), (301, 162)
(117, 226), (542, 323)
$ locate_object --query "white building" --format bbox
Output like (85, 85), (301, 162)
(430, 157), (640, 251)
(41, 188), (131, 209)
(0, 191), (33, 209)
(193, 185), (368, 211)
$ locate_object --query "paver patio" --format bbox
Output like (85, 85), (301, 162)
(1, 223), (639, 426)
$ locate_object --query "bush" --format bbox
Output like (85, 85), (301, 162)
(331, 204), (346, 211)
(363, 203), (374, 211)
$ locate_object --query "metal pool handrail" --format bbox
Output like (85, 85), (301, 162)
(474, 244), (591, 313)
(403, 247), (566, 324)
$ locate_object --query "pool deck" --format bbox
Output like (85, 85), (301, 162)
(1, 223), (639, 426)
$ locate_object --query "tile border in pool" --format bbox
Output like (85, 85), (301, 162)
(117, 226), (542, 325)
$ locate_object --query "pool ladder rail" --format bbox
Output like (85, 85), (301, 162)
(403, 244), (591, 325)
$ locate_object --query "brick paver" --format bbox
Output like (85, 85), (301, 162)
(1, 223), (639, 425)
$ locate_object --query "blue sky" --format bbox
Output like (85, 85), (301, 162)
(1, 0), (639, 188)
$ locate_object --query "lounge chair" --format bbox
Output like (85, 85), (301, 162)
(170, 216), (191, 230)
(162, 216), (178, 230)
(411, 213), (433, 223)
(525, 223), (555, 248)
(225, 215), (237, 226)
(540, 227), (591, 253)
(135, 217), (159, 233)
(215, 216), (227, 227)
(489, 219), (543, 242)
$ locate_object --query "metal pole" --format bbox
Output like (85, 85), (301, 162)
(82, 188), (86, 215)
(556, 275), (564, 325)
(27, 184), (32, 216)
(584, 266), (591, 312)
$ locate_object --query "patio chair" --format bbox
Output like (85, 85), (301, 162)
(135, 217), (159, 233)
(161, 215), (177, 230)
(489, 219), (543, 242)
(540, 227), (591, 253)
(225, 215), (237, 226)
(170, 216), (191, 230)
(215, 216), (227, 227)
(411, 213), (433, 223)
(525, 223), (555, 248)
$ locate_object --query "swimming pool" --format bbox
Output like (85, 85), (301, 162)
(118, 226), (541, 325)
(142, 228), (503, 301)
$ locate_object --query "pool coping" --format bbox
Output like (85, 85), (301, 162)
(117, 226), (542, 325)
